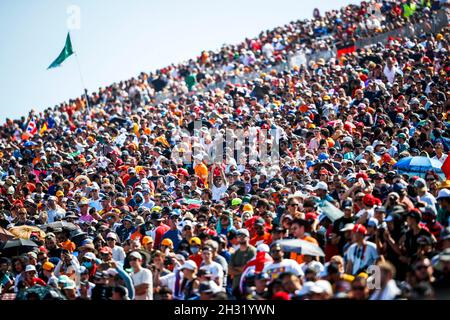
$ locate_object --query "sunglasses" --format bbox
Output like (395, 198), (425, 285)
(289, 204), (299, 207)
(415, 265), (429, 270)
(106, 238), (115, 241)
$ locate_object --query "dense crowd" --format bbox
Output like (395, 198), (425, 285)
(0, 0), (449, 301)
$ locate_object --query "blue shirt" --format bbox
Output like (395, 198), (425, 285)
(162, 229), (182, 251)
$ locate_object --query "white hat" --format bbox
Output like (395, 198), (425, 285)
(365, 146), (374, 153)
(63, 279), (77, 290)
(83, 252), (96, 260)
(340, 223), (355, 232)
(297, 281), (317, 296)
(257, 244), (270, 253)
(106, 232), (119, 241)
(25, 265), (37, 273)
(129, 251), (143, 260)
(342, 136), (353, 143)
(313, 181), (328, 191)
(437, 189), (450, 200)
(313, 280), (333, 296)
(180, 260), (197, 271)
(106, 268), (119, 276)
(237, 228), (250, 238)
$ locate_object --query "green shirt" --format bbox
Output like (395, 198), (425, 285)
(230, 245), (256, 289)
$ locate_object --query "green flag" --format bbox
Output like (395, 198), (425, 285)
(47, 33), (74, 69)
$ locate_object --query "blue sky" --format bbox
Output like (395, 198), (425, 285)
(0, 0), (359, 123)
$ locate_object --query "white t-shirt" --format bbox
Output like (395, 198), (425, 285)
(420, 193), (437, 210)
(112, 246), (126, 264)
(131, 268), (153, 300)
(433, 154), (448, 164)
(212, 184), (228, 201)
(263, 259), (304, 281)
(369, 279), (401, 300)
(345, 241), (379, 275)
(200, 261), (224, 286)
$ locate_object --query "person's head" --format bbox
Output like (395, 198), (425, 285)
(254, 219), (266, 236)
(351, 276), (369, 300)
(161, 238), (174, 252)
(45, 233), (57, 249)
(254, 272), (270, 292)
(270, 243), (284, 262)
(291, 218), (307, 239)
(142, 236), (154, 252)
(199, 281), (215, 300)
(0, 257), (10, 273)
(105, 232), (118, 248)
(188, 236), (201, 254)
(169, 214), (180, 229)
(100, 246), (113, 262)
(286, 198), (300, 213)
(406, 209), (422, 229)
(201, 246), (214, 263)
(236, 228), (250, 246)
(62, 280), (78, 300)
(351, 224), (367, 243)
(159, 286), (173, 300)
(280, 272), (302, 294)
(180, 260), (198, 280)
(413, 258), (433, 282)
(24, 264), (37, 280)
(129, 251), (143, 270)
(437, 189), (450, 211)
(112, 285), (129, 300)
(378, 261), (396, 287)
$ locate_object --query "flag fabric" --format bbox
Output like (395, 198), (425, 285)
(441, 154), (450, 179)
(26, 121), (37, 136)
(39, 122), (48, 135)
(48, 33), (74, 69)
(46, 116), (56, 129)
(337, 45), (356, 58)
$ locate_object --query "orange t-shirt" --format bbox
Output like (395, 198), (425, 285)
(290, 235), (319, 264)
(250, 233), (273, 247)
(194, 163), (208, 187)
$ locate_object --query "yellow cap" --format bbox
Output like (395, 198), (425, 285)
(42, 262), (55, 271)
(142, 236), (153, 245)
(161, 238), (173, 247)
(56, 190), (64, 197)
(190, 237), (201, 246)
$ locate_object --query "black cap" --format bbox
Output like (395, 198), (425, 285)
(198, 282), (213, 293)
(407, 210), (422, 222)
(149, 212), (163, 221)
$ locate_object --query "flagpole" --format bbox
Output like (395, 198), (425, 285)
(69, 30), (91, 111)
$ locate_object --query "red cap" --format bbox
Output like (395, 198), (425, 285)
(362, 194), (376, 207)
(272, 291), (291, 300)
(100, 247), (112, 254)
(177, 168), (189, 177)
(356, 172), (369, 181)
(352, 224), (367, 235)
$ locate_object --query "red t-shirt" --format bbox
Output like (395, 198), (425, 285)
(154, 224), (170, 248)
(188, 253), (203, 268)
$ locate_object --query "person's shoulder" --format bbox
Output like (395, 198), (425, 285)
(366, 241), (377, 250)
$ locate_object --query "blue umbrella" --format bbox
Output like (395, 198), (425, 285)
(23, 141), (37, 147)
(393, 156), (443, 178)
